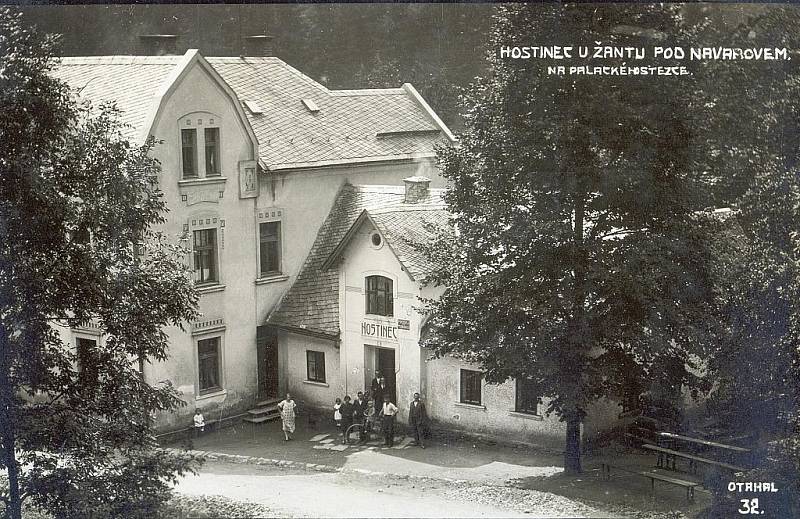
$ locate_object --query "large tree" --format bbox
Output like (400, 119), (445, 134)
(1, 9), (199, 518)
(420, 4), (722, 473)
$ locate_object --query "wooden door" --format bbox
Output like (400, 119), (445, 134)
(256, 326), (279, 399)
(377, 347), (396, 403)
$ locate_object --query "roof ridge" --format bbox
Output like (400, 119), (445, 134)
(57, 56), (182, 65)
(353, 184), (446, 193)
(329, 88), (406, 97)
(368, 204), (447, 215)
(206, 56), (282, 62)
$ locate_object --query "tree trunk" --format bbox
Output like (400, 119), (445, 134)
(564, 168), (588, 476)
(0, 326), (22, 519)
(563, 413), (582, 475)
(1, 425), (22, 519)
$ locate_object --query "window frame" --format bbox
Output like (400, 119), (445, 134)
(306, 350), (326, 383)
(197, 336), (222, 395)
(181, 128), (198, 178)
(259, 221), (282, 276)
(193, 228), (218, 285)
(365, 275), (394, 317)
(515, 378), (540, 415)
(459, 369), (482, 406)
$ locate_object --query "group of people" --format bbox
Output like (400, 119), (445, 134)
(269, 371), (429, 448)
(330, 372), (428, 448)
(334, 391), (379, 444)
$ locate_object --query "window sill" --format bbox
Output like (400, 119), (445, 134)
(196, 389), (227, 401)
(179, 176), (227, 187)
(197, 283), (225, 294)
(508, 410), (544, 421)
(255, 274), (289, 286)
(364, 314), (395, 320)
(454, 402), (486, 411)
(303, 380), (329, 388)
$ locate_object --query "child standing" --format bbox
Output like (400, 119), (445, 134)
(333, 398), (342, 429)
(193, 409), (206, 438)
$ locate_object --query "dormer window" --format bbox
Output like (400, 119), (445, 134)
(182, 129), (197, 178)
(365, 275), (393, 317)
(205, 127), (220, 176)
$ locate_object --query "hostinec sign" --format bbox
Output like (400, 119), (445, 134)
(361, 321), (398, 341)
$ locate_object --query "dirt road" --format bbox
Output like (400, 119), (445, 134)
(174, 460), (612, 518)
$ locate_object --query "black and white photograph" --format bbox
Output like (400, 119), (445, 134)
(1, 2), (798, 518)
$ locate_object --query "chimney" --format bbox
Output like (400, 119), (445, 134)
(139, 34), (179, 56)
(242, 34), (275, 57)
(403, 176), (431, 204)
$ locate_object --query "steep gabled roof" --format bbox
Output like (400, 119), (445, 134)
(267, 184), (447, 338)
(53, 56), (179, 141)
(52, 52), (454, 171)
(322, 203), (448, 282)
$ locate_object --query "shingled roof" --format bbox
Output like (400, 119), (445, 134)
(52, 56), (180, 141)
(267, 184), (448, 339)
(53, 52), (453, 170)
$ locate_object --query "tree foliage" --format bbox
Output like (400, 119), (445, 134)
(0, 8), (200, 518)
(696, 8), (800, 516)
(420, 3), (722, 473)
(698, 5), (800, 437)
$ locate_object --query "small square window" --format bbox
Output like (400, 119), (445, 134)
(515, 378), (540, 415)
(460, 369), (482, 405)
(306, 350), (326, 383)
(198, 337), (221, 393)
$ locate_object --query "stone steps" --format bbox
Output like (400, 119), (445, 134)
(243, 397), (282, 424)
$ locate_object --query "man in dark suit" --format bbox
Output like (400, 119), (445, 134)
(352, 391), (368, 443)
(370, 371), (382, 402)
(371, 372), (384, 409)
(408, 392), (428, 448)
(339, 395), (354, 444)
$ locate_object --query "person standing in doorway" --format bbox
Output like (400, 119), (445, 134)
(377, 375), (389, 405)
(277, 393), (296, 441)
(408, 392), (428, 448)
(339, 395), (354, 444)
(370, 370), (383, 405)
(381, 394), (398, 447)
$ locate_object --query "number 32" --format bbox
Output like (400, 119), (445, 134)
(739, 498), (760, 514)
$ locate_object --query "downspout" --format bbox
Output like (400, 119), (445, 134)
(341, 263), (347, 397)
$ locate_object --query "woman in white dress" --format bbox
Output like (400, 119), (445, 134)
(277, 393), (297, 441)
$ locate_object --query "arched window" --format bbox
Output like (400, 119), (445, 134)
(365, 275), (393, 317)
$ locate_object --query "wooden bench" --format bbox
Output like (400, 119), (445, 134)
(642, 444), (747, 474)
(624, 432), (654, 447)
(657, 432), (751, 454)
(600, 463), (700, 502)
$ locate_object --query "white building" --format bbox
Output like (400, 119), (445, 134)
(52, 49), (453, 432)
